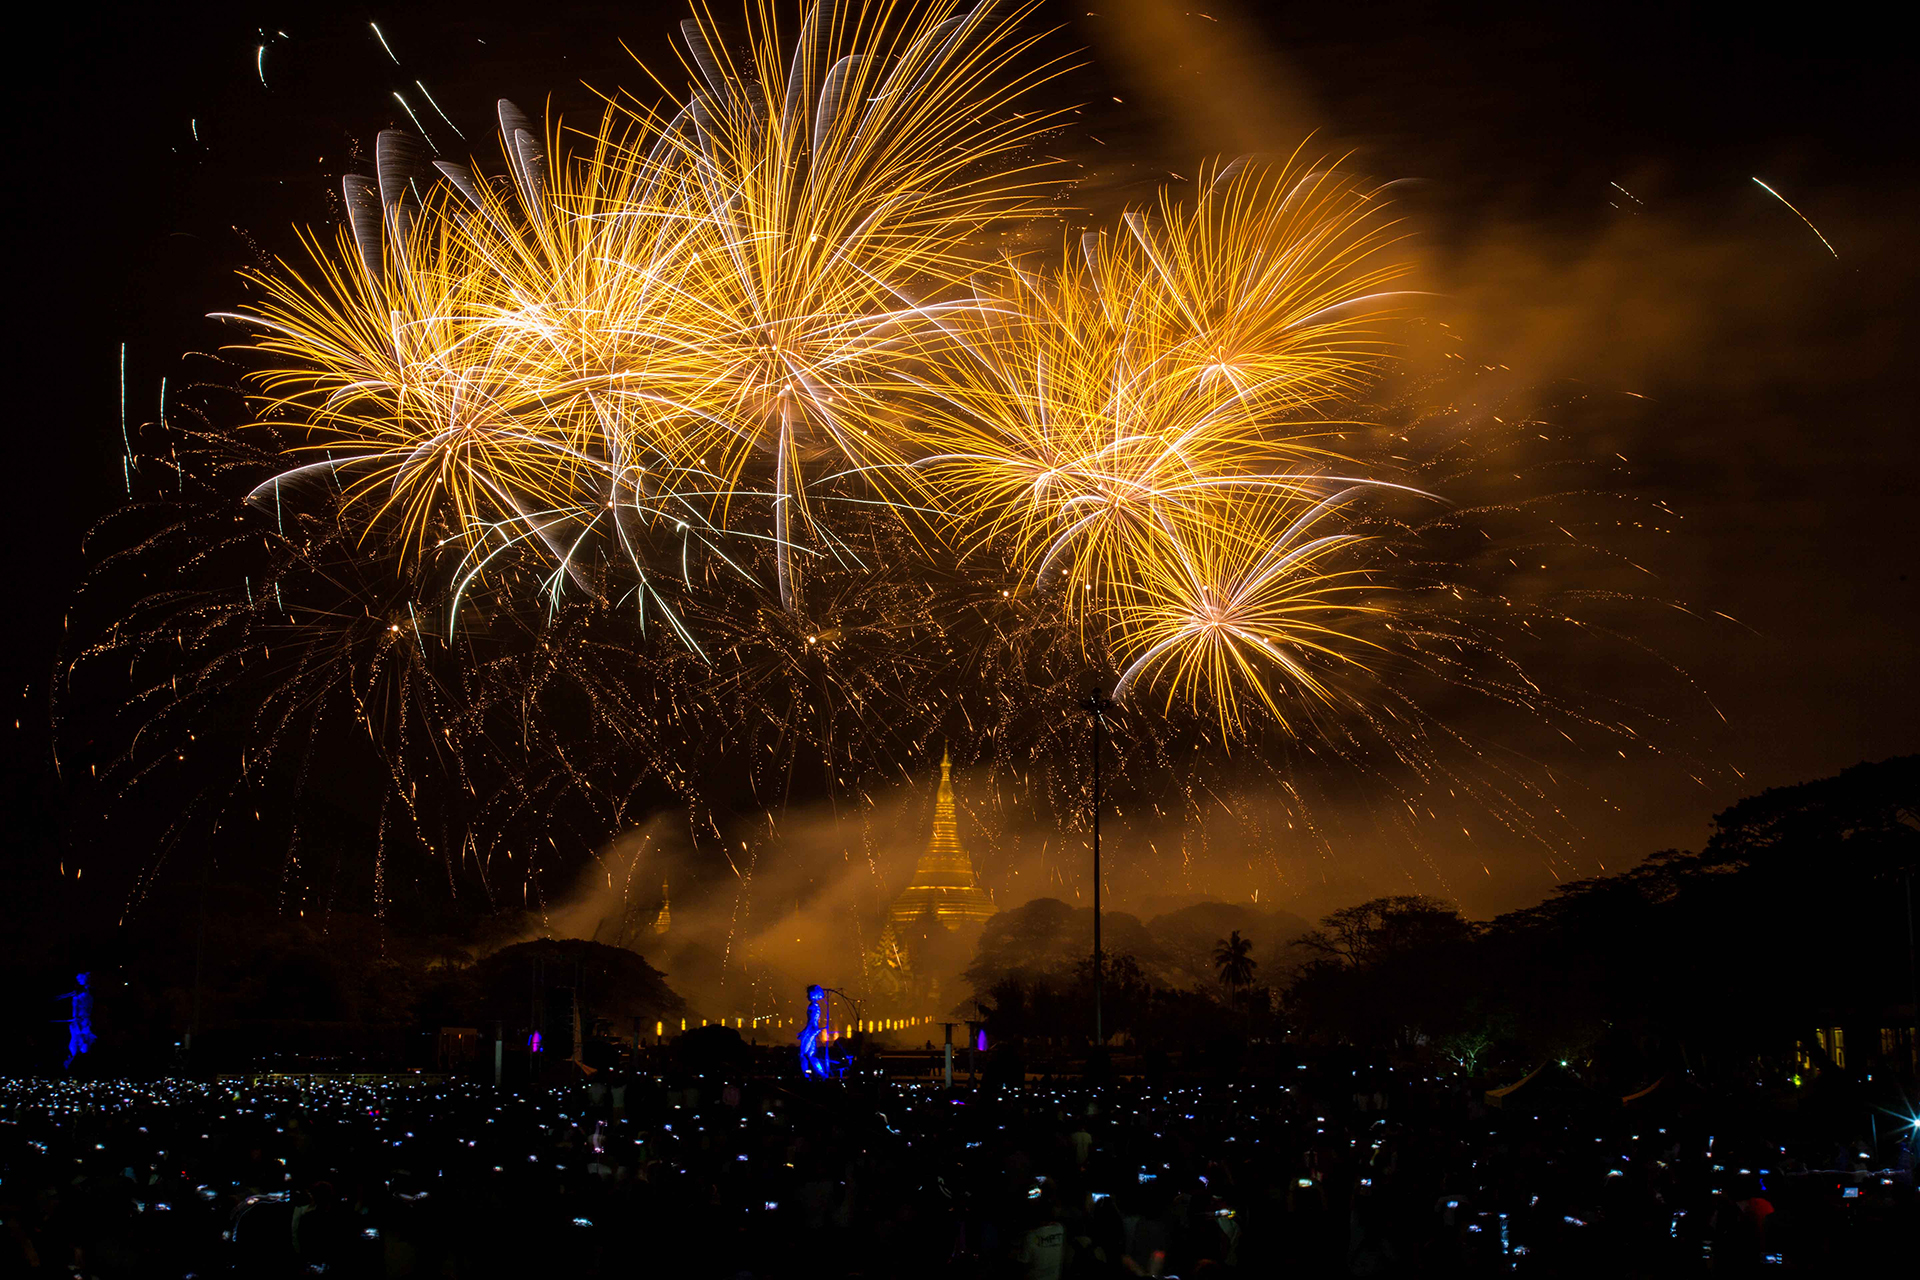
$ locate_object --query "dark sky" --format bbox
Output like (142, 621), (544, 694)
(3, 1), (1914, 928)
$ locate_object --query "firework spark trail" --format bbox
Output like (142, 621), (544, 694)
(415, 81), (466, 140)
(371, 22), (401, 66)
(118, 344), (133, 489)
(1751, 177), (1838, 258)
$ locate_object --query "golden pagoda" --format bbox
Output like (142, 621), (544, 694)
(887, 749), (995, 931)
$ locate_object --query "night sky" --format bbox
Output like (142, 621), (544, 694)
(4, 0), (1914, 935)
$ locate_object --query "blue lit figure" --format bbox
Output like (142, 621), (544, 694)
(56, 973), (96, 1069)
(798, 985), (830, 1079)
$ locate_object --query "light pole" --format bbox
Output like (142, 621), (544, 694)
(824, 986), (863, 1072)
(1081, 688), (1114, 1048)
(1905, 868), (1917, 1065)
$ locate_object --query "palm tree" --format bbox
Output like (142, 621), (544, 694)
(1213, 931), (1257, 1011)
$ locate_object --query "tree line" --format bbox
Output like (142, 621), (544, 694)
(963, 756), (1919, 1084)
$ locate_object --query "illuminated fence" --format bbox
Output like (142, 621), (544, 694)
(629, 1012), (955, 1046)
(690, 1015), (943, 1035)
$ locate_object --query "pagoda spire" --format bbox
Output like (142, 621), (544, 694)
(886, 746), (994, 931)
(652, 878), (671, 935)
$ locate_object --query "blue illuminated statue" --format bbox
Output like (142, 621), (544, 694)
(798, 984), (830, 1079)
(56, 972), (96, 1069)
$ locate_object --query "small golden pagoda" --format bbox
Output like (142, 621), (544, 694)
(887, 749), (995, 931)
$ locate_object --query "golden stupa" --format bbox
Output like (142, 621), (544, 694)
(887, 749), (995, 931)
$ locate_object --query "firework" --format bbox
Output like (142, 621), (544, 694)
(205, 51), (1448, 755)
(1108, 486), (1388, 736)
(58, 1), (1720, 929)
(229, 0), (1069, 628)
(230, 105), (740, 651)
(623, 0), (1070, 611)
(898, 156), (1415, 712)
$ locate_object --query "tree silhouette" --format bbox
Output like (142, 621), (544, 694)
(1279, 757), (1920, 1080)
(1213, 930), (1256, 1009)
(1293, 896), (1474, 968)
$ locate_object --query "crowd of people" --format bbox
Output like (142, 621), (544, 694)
(1, 1063), (1913, 1277)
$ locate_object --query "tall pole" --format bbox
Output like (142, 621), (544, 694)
(1906, 868), (1917, 1072)
(1082, 689), (1114, 1049)
(186, 843), (211, 1066)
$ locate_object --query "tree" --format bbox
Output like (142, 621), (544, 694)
(1149, 902), (1309, 989)
(1213, 931), (1256, 1009)
(1072, 953), (1151, 1038)
(1281, 758), (1920, 1076)
(466, 939), (685, 1035)
(1436, 1025), (1495, 1075)
(962, 898), (1165, 992)
(1294, 896), (1474, 969)
(1287, 898), (1480, 1050)
(1701, 754), (1918, 870)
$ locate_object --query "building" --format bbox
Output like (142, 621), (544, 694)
(867, 750), (995, 1008)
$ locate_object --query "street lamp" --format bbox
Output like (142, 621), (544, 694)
(1081, 687), (1115, 1047)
